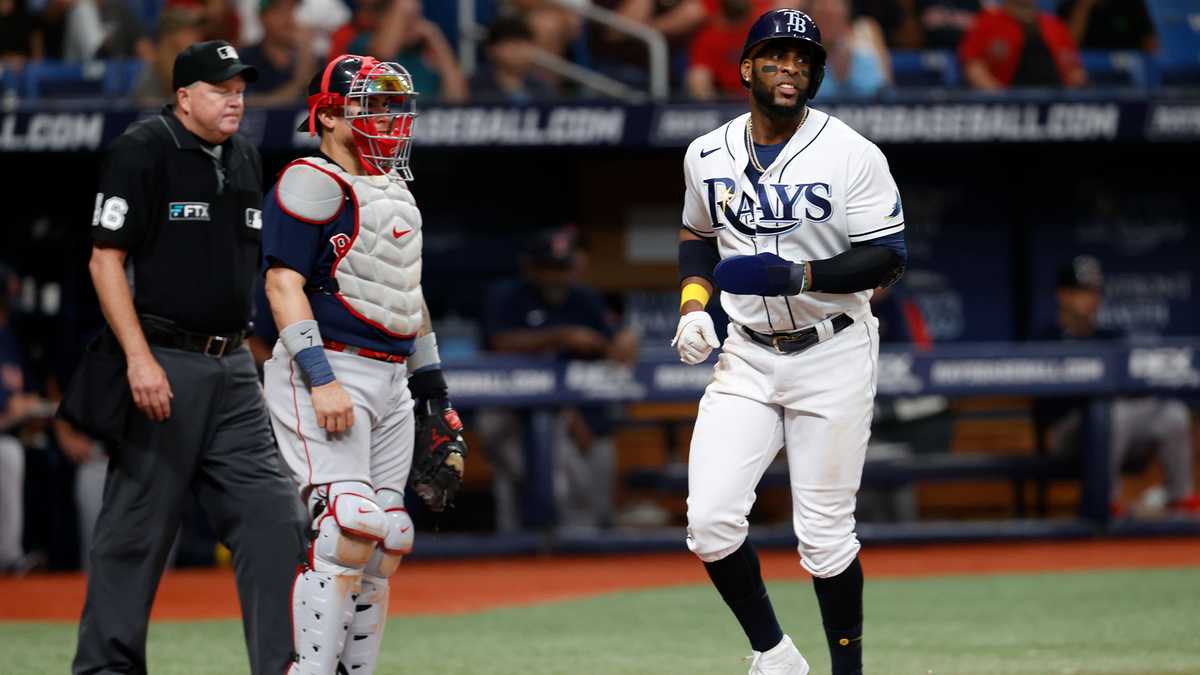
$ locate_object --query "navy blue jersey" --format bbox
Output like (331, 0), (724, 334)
(260, 159), (416, 356)
(0, 326), (26, 412)
(482, 280), (614, 357)
(1031, 323), (1125, 437)
(483, 279), (619, 434)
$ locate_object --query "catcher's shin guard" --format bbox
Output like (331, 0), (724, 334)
(338, 574), (389, 674)
(339, 489), (411, 674)
(291, 482), (386, 675)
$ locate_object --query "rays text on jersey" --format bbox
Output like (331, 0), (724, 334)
(702, 178), (832, 237)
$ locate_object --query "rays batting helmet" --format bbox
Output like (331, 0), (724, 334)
(740, 8), (826, 99)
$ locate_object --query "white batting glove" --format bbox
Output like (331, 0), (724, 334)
(671, 312), (721, 365)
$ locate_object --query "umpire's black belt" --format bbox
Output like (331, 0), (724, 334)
(742, 314), (854, 354)
(141, 316), (245, 358)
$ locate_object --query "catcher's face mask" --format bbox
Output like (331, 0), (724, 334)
(345, 60), (418, 182)
(304, 56), (418, 182)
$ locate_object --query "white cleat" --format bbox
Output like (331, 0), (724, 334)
(747, 635), (810, 675)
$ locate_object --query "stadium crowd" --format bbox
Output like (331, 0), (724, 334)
(0, 0), (1189, 102)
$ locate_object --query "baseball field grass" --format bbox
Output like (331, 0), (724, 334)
(4, 565), (1198, 674)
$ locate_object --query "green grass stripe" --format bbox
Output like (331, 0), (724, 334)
(3, 566), (1198, 674)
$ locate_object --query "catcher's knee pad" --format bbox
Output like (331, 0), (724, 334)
(685, 503), (749, 563)
(364, 488), (412, 579)
(309, 481), (387, 573)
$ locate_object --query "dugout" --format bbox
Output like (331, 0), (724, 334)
(2, 94), (1199, 564)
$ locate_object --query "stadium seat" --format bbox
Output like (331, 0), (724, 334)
(0, 65), (19, 96)
(1080, 50), (1149, 87)
(1145, 0), (1200, 85)
(424, 0), (460, 51)
(103, 59), (145, 97)
(890, 50), (961, 88)
(134, 0), (162, 35)
(21, 61), (109, 99)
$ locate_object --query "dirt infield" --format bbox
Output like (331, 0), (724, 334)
(2, 537), (1198, 622)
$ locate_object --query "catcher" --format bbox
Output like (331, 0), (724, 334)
(260, 55), (467, 675)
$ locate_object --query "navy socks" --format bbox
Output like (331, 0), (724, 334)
(812, 556), (864, 675)
(703, 541), (784, 653)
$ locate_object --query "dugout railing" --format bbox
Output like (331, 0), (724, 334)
(408, 339), (1200, 557)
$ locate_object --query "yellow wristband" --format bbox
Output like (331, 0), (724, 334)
(680, 283), (711, 309)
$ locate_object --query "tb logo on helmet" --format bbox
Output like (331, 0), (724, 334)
(784, 10), (807, 34)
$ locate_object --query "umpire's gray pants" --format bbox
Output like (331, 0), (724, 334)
(73, 345), (306, 675)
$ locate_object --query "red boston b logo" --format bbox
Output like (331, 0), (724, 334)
(330, 233), (352, 257)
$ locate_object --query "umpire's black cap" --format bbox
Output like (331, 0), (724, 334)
(172, 40), (259, 90)
(1056, 255), (1103, 290)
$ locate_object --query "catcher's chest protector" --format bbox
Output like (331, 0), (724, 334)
(308, 156), (424, 338)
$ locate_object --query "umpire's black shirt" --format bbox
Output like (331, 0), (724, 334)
(91, 105), (263, 333)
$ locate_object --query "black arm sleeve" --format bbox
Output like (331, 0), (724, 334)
(408, 368), (450, 411)
(808, 245), (905, 294)
(679, 235), (721, 284)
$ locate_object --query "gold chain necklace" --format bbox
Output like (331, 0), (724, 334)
(746, 107), (809, 174)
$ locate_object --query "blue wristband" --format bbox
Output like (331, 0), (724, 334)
(295, 345), (335, 387)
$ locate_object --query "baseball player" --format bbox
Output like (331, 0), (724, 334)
(672, 9), (906, 675)
(260, 55), (468, 675)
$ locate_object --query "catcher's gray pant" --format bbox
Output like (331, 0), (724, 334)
(73, 345), (306, 675)
(0, 435), (23, 567)
(263, 341), (414, 496)
(1047, 396), (1195, 502)
(476, 409), (615, 532)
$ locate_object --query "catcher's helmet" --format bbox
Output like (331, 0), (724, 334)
(298, 54), (419, 181)
(740, 8), (826, 100)
(297, 55), (374, 133)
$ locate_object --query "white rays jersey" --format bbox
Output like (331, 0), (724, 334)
(680, 108), (902, 579)
(682, 109), (904, 332)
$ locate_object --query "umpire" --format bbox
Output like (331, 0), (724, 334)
(70, 41), (305, 675)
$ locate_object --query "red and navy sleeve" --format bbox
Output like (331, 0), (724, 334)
(260, 186), (326, 279)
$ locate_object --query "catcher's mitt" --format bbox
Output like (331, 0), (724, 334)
(409, 400), (468, 512)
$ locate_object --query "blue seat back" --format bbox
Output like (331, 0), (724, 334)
(890, 50), (960, 87)
(1146, 0), (1200, 84)
(22, 61), (108, 99)
(1080, 50), (1148, 87)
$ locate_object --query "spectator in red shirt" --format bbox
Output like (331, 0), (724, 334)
(686, 0), (767, 100)
(959, 0), (1085, 89)
(327, 0), (381, 60)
